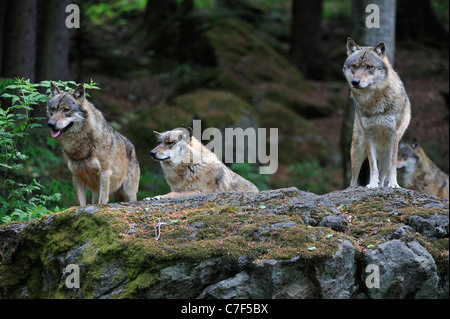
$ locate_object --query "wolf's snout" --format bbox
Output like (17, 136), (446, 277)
(351, 78), (360, 87)
(47, 120), (56, 129)
(150, 150), (157, 158)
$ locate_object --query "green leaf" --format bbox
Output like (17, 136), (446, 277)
(308, 246), (316, 251)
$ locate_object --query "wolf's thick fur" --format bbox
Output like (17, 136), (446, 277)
(47, 82), (140, 205)
(397, 139), (449, 199)
(343, 38), (411, 188)
(149, 128), (258, 197)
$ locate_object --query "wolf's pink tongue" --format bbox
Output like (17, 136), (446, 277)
(51, 130), (61, 138)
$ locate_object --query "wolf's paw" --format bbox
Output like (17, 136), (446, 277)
(387, 182), (401, 188)
(366, 182), (379, 188)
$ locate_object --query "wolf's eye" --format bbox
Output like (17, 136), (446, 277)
(365, 65), (374, 70)
(351, 64), (358, 71)
(167, 141), (176, 147)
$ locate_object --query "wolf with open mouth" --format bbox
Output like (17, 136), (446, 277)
(47, 82), (140, 205)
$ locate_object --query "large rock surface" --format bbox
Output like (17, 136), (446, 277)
(0, 187), (448, 299)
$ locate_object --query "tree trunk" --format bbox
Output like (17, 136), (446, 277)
(36, 0), (71, 82)
(1, 0), (38, 82)
(351, 0), (396, 65)
(289, 0), (324, 80)
(0, 1), (6, 76)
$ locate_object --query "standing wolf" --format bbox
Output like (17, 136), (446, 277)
(149, 127), (258, 197)
(47, 82), (140, 205)
(343, 38), (411, 188)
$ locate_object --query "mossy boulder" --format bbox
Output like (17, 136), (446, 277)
(171, 89), (257, 129)
(1, 187), (448, 299)
(205, 18), (332, 118)
(256, 99), (335, 165)
(146, 15), (332, 118)
(130, 89), (254, 136)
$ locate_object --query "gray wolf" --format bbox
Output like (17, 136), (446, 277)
(149, 127), (258, 197)
(397, 139), (449, 199)
(47, 82), (140, 205)
(343, 37), (411, 188)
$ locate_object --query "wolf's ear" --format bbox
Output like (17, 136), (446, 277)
(50, 82), (62, 98)
(346, 38), (360, 56)
(180, 127), (192, 140)
(153, 131), (161, 137)
(374, 41), (386, 58)
(72, 84), (85, 101)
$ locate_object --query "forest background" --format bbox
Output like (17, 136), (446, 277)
(0, 0), (448, 223)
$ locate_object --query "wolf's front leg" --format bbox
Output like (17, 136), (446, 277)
(350, 125), (367, 187)
(386, 136), (401, 188)
(98, 170), (111, 204)
(73, 175), (87, 206)
(365, 139), (380, 188)
(378, 148), (390, 187)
